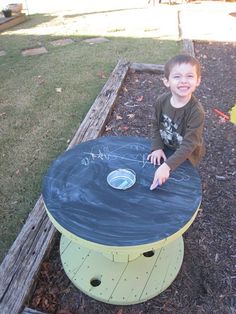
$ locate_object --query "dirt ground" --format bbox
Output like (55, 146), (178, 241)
(28, 41), (236, 314)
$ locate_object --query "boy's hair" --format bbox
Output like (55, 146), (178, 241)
(164, 54), (201, 79)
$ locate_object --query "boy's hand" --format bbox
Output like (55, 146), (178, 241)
(150, 162), (171, 190)
(147, 149), (167, 166)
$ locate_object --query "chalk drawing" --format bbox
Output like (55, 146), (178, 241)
(81, 144), (150, 168)
(80, 143), (191, 183)
(170, 170), (190, 183)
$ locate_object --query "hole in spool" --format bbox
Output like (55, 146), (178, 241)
(90, 278), (101, 287)
(143, 250), (155, 257)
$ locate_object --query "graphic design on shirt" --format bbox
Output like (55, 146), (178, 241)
(160, 114), (183, 149)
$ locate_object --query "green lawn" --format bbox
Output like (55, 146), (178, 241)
(0, 8), (181, 262)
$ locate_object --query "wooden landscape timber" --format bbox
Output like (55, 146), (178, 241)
(129, 63), (164, 74)
(0, 38), (195, 312)
(0, 14), (26, 33)
(22, 307), (45, 314)
(182, 39), (195, 57)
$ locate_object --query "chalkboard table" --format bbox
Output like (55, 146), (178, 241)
(42, 136), (202, 305)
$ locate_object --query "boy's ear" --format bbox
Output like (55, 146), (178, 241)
(163, 77), (170, 88)
(196, 76), (201, 86)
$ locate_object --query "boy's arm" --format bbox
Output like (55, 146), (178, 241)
(165, 105), (205, 171)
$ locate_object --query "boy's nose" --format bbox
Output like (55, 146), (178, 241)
(180, 76), (187, 83)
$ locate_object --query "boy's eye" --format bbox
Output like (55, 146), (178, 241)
(187, 74), (194, 78)
(173, 75), (180, 79)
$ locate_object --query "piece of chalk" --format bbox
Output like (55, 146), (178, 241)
(118, 180), (129, 189)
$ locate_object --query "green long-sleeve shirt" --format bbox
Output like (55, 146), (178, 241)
(151, 92), (205, 171)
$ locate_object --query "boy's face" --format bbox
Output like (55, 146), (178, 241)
(163, 63), (201, 98)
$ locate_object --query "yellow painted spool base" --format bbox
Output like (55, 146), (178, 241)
(60, 236), (184, 305)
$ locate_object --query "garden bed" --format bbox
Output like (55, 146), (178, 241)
(27, 40), (236, 313)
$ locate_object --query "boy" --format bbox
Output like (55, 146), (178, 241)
(148, 54), (205, 190)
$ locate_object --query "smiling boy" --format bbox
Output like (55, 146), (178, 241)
(148, 54), (205, 190)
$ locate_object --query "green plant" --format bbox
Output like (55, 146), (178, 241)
(2, 9), (12, 17)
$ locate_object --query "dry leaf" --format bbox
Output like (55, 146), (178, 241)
(42, 297), (49, 307)
(56, 87), (62, 93)
(32, 295), (42, 307)
(105, 125), (112, 131)
(116, 115), (123, 120)
(127, 113), (135, 119)
(136, 95), (144, 102)
(42, 261), (50, 271)
(37, 75), (45, 85)
(97, 71), (106, 79)
(57, 310), (73, 314)
(122, 126), (129, 131)
(218, 117), (227, 124)
(123, 86), (128, 92)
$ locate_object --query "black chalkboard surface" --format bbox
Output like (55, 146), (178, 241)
(42, 136), (202, 247)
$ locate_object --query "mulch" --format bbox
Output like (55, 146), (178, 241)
(27, 40), (236, 314)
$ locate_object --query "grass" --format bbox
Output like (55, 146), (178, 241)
(0, 6), (181, 262)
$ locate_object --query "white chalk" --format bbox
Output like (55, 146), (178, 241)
(119, 180), (129, 189)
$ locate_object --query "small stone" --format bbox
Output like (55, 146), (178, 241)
(50, 38), (74, 47)
(22, 47), (48, 56)
(211, 166), (217, 172)
(215, 175), (226, 181)
(0, 50), (6, 56)
(83, 37), (109, 44)
(229, 159), (235, 166)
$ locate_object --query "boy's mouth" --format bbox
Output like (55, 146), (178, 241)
(178, 86), (189, 91)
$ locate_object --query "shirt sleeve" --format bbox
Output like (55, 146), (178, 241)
(165, 104), (205, 171)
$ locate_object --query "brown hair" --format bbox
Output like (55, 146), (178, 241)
(164, 54), (201, 79)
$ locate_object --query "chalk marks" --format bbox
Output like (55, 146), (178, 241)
(80, 143), (191, 183)
(170, 170), (190, 183)
(81, 143), (150, 168)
